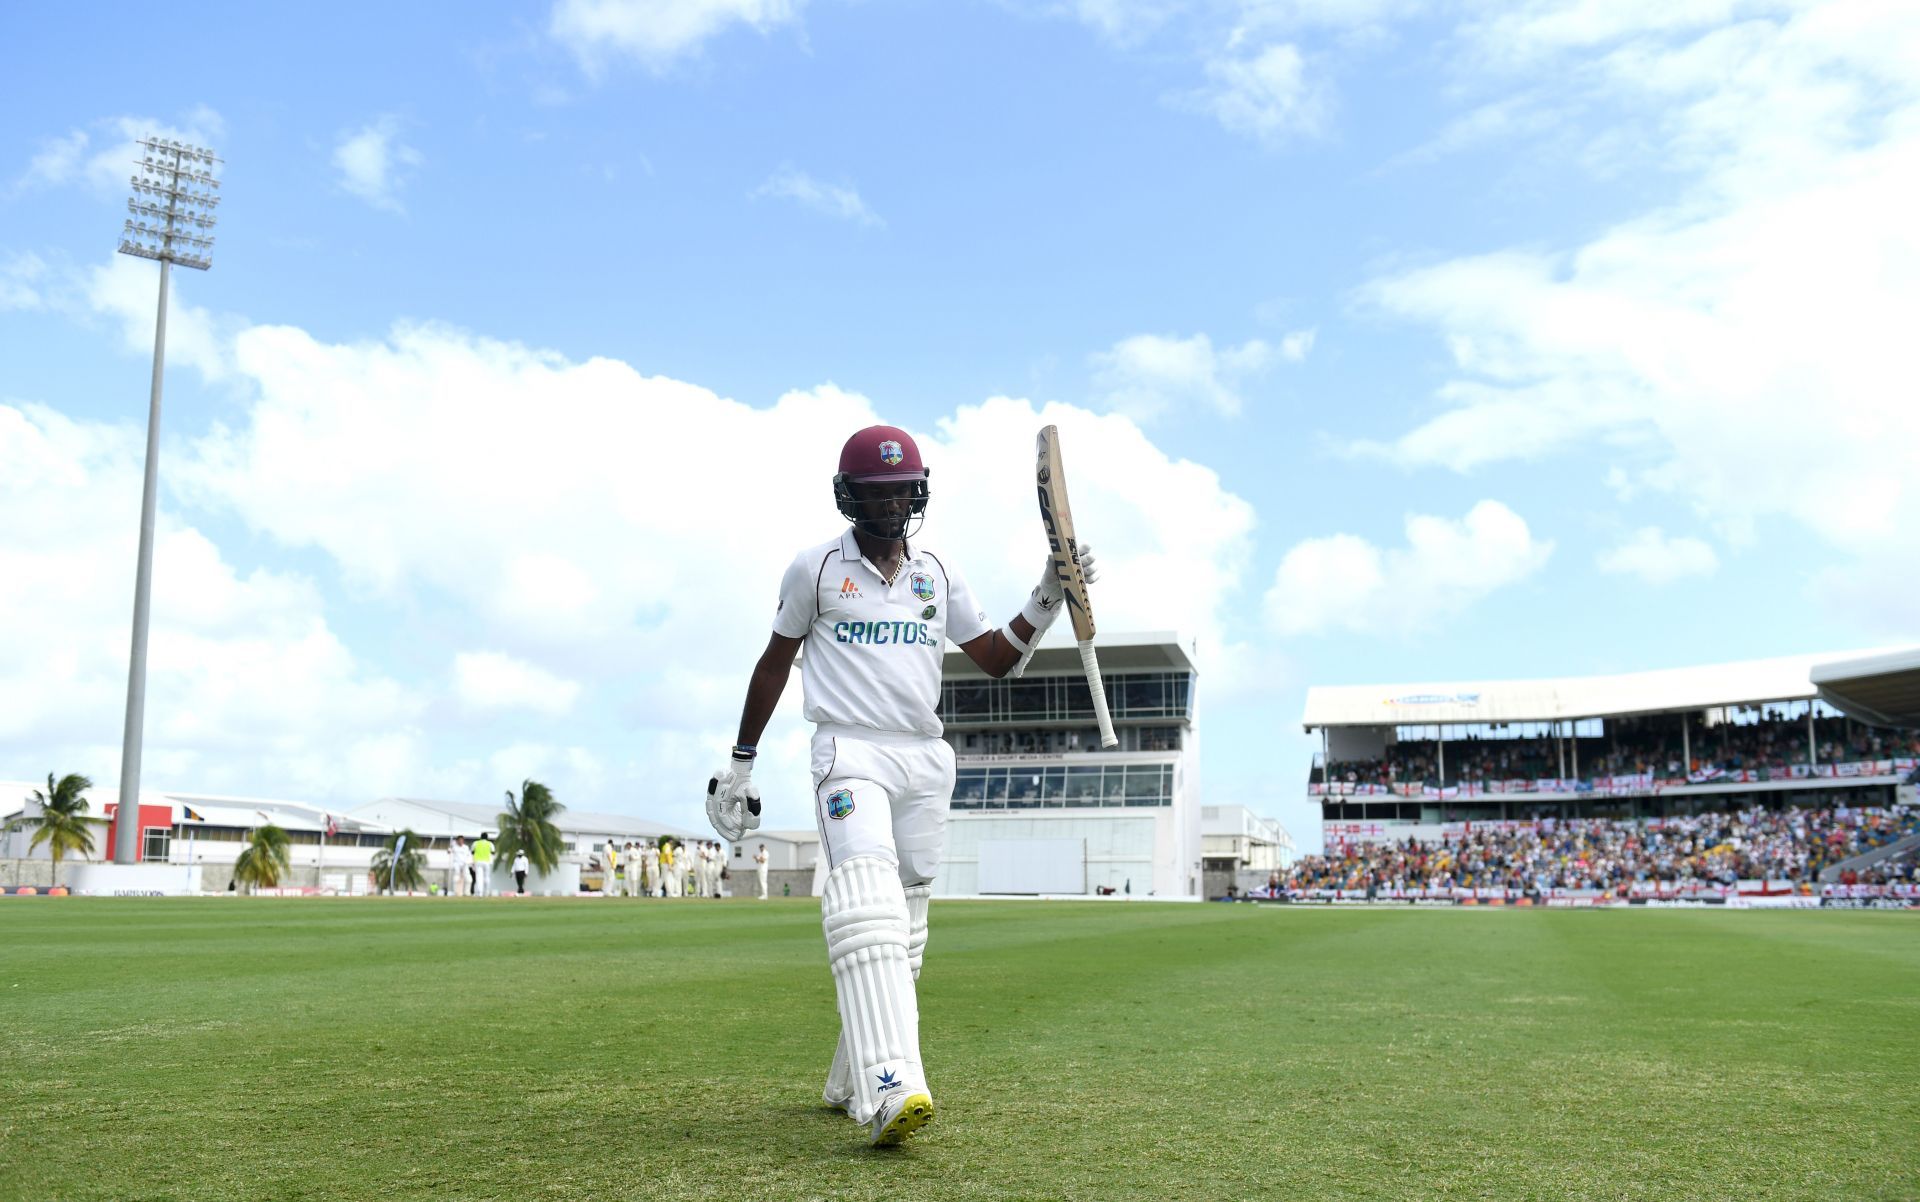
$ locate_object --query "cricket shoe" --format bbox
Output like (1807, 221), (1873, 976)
(869, 1084), (935, 1147)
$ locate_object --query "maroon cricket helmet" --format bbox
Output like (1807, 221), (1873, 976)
(833, 424), (930, 537)
(837, 425), (928, 482)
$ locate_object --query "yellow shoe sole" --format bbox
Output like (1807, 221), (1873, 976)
(872, 1092), (935, 1146)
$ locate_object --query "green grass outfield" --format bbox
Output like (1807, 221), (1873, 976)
(2, 900), (1917, 1202)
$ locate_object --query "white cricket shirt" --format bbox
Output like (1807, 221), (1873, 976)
(773, 529), (992, 737)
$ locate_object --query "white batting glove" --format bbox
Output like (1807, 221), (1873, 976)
(1023, 544), (1097, 632)
(706, 753), (762, 842)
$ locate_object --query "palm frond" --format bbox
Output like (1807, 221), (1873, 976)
(29, 773), (96, 887)
(233, 825), (293, 891)
(496, 779), (566, 875)
(370, 830), (429, 893)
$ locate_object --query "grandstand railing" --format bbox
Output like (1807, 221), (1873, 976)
(1309, 757), (1918, 799)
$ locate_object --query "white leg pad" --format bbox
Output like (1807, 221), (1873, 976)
(822, 856), (922, 1124)
(905, 883), (931, 980)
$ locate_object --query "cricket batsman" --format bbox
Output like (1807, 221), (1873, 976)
(707, 424), (1093, 1146)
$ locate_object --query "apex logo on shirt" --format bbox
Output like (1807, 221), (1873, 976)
(839, 576), (862, 598)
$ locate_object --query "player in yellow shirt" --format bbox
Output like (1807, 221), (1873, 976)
(603, 840), (621, 897)
(659, 839), (676, 898)
(471, 833), (495, 897)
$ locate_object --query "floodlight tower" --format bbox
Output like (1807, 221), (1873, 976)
(112, 138), (220, 864)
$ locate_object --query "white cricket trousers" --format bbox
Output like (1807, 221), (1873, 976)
(810, 724), (956, 887)
(756, 865), (768, 899)
(474, 865), (491, 897)
(449, 866), (466, 898)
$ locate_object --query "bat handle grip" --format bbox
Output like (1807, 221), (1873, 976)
(1079, 639), (1119, 748)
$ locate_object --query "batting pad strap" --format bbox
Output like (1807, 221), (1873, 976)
(905, 884), (931, 980)
(824, 903), (905, 957)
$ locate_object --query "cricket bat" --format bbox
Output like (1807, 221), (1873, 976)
(1035, 424), (1118, 748)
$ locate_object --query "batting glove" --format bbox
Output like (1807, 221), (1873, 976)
(1022, 544), (1098, 632)
(706, 750), (763, 842)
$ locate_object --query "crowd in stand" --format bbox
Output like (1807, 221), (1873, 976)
(1283, 804), (1919, 893)
(1320, 712), (1920, 789)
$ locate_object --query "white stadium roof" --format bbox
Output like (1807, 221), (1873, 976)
(943, 630), (1195, 679)
(1812, 648), (1920, 730)
(1303, 648), (1911, 730)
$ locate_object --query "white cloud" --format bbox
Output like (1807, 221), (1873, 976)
(332, 117), (423, 213)
(0, 253), (49, 311)
(84, 256), (240, 381)
(1059, 0), (1185, 45)
(0, 402), (418, 802)
(1090, 331), (1297, 420)
(453, 652), (582, 716)
(1279, 328), (1316, 361)
(754, 167), (882, 226)
(15, 131), (89, 191)
(1595, 527), (1718, 584)
(1264, 500), (1553, 635)
(1463, 0), (1763, 64)
(8, 249), (1258, 825)
(12, 109), (225, 196)
(58, 298), (1245, 829)
(1358, 1), (1920, 613)
(1179, 42), (1326, 142)
(551, 0), (805, 73)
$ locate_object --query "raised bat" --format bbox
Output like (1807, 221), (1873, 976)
(1035, 424), (1117, 748)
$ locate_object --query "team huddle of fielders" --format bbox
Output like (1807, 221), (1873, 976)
(600, 838), (734, 898)
(434, 834), (773, 898)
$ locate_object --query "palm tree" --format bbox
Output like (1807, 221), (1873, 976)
(498, 779), (566, 875)
(371, 829), (428, 894)
(232, 825), (291, 893)
(29, 772), (94, 889)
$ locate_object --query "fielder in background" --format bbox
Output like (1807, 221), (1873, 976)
(708, 423), (1094, 1147)
(755, 844), (769, 900)
(449, 835), (472, 898)
(603, 840), (621, 897)
(471, 832), (494, 897)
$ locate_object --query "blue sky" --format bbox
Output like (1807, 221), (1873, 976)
(3, 0), (1915, 848)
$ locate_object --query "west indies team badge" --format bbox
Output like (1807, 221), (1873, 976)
(910, 572), (935, 602)
(879, 440), (904, 466)
(826, 788), (855, 820)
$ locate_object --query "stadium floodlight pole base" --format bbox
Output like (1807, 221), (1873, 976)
(114, 259), (169, 865)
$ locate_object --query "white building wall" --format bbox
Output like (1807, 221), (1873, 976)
(937, 809), (1185, 897)
(727, 833), (818, 871)
(1175, 722), (1202, 898)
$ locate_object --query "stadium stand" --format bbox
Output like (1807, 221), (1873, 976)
(1312, 713), (1920, 795)
(1284, 650), (1920, 908)
(1281, 804), (1919, 894)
